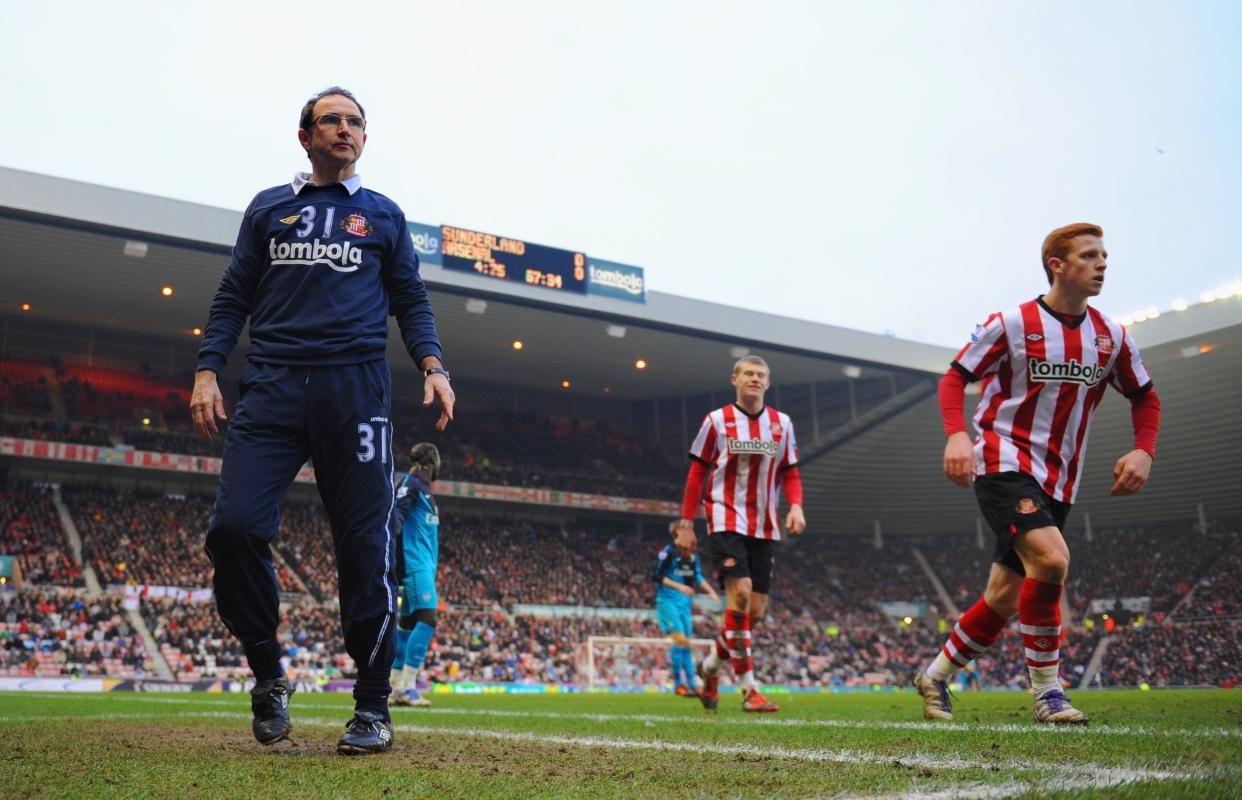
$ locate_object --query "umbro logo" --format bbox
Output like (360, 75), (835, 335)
(279, 214), (300, 225)
(1027, 334), (1043, 342)
(1034, 637), (1052, 650)
(379, 729), (392, 743)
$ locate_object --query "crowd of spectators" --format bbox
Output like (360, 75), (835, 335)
(64, 487), (305, 594)
(273, 503), (339, 601)
(4, 359), (688, 498)
(1097, 620), (1240, 687)
(2, 474), (1238, 687)
(909, 524), (1233, 625)
(141, 597), (347, 680)
(1175, 530), (1240, 620)
(65, 487), (217, 588)
(392, 408), (684, 494)
(1064, 525), (1226, 617)
(437, 517), (660, 608)
(0, 417), (112, 446)
(55, 364), (187, 429)
(427, 610), (660, 685)
(123, 426), (222, 458)
(913, 532), (994, 612)
(0, 371), (52, 416)
(0, 589), (149, 677)
(0, 484), (83, 587)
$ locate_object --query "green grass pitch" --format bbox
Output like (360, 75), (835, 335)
(1, 689), (1239, 798)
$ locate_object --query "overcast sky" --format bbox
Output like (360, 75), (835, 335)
(4, 1), (1239, 346)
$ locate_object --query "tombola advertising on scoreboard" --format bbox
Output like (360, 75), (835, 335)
(406, 221), (443, 268)
(586, 258), (645, 303)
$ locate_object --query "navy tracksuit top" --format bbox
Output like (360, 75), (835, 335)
(197, 176), (442, 373)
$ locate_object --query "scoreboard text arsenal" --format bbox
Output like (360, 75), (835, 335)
(440, 225), (587, 294)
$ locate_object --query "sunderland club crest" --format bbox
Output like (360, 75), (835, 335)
(341, 213), (373, 237)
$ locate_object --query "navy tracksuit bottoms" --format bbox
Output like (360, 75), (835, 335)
(204, 360), (398, 713)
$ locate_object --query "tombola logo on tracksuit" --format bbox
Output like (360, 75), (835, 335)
(268, 238), (364, 272)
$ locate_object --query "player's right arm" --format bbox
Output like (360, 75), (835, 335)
(940, 368), (974, 488)
(677, 414), (717, 548)
(940, 313), (1007, 487)
(674, 462), (707, 552)
(191, 199), (264, 438)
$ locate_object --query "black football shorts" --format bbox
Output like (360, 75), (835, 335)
(974, 471), (1072, 577)
(709, 531), (775, 594)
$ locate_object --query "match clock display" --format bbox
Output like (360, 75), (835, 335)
(440, 225), (587, 294)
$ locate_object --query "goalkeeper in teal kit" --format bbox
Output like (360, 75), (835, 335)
(390, 443), (442, 707)
(654, 522), (719, 696)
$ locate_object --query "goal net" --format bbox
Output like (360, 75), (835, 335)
(582, 636), (722, 691)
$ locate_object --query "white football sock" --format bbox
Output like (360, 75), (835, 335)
(925, 652), (957, 682)
(1029, 665), (1060, 696)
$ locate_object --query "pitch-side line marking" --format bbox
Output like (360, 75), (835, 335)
(0, 707), (1209, 791)
(825, 771), (1209, 800)
(21, 693), (1238, 740)
(410, 705), (1242, 741)
(122, 710), (1217, 782)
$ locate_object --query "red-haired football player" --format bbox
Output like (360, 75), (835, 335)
(914, 223), (1161, 725)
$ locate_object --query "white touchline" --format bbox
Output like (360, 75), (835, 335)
(198, 711), (1215, 781)
(411, 706), (1242, 740)
(16, 692), (1242, 740)
(1, 707), (1211, 788)
(826, 771), (1194, 800)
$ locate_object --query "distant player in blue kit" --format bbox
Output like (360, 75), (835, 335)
(390, 443), (441, 708)
(190, 87), (454, 755)
(654, 521), (719, 696)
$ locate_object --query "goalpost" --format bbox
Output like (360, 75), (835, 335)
(583, 636), (719, 692)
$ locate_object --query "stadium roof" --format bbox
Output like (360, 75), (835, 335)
(0, 166), (951, 400)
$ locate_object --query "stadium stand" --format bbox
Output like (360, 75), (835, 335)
(64, 487), (305, 595)
(1065, 525), (1230, 619)
(0, 484), (83, 587)
(1175, 528), (1240, 620)
(1097, 620), (1240, 688)
(3, 357), (688, 496)
(0, 590), (149, 678)
(0, 471), (1236, 688)
(64, 487), (218, 589)
(141, 597), (348, 681)
(0, 417), (112, 446)
(0, 362), (52, 416)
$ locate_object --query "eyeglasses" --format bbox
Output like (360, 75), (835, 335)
(312, 113), (366, 132)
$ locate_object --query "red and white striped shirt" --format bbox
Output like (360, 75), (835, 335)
(688, 404), (799, 539)
(954, 297), (1152, 503)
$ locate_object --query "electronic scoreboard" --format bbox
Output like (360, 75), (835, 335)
(440, 225), (588, 294)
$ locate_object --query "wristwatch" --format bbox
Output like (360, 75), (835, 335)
(424, 367), (451, 381)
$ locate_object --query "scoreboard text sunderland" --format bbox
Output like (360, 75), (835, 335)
(440, 225), (588, 294)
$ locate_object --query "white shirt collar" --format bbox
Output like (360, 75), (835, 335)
(291, 172), (362, 196)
